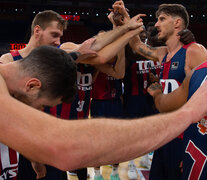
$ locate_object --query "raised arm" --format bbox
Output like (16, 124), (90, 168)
(61, 12), (145, 55)
(85, 26), (143, 65)
(62, 21), (143, 65)
(129, 36), (167, 62)
(93, 10), (126, 79)
(90, 21), (131, 51)
(94, 47), (125, 79)
(147, 72), (192, 112)
(0, 71), (207, 171)
(112, 0), (167, 63)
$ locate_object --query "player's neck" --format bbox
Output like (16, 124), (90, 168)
(166, 34), (183, 54)
(19, 37), (40, 58)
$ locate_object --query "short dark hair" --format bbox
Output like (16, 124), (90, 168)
(19, 46), (77, 103)
(156, 4), (189, 28)
(31, 10), (67, 34)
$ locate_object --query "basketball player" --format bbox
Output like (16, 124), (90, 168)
(148, 60), (207, 179)
(112, 1), (207, 179)
(0, 46), (77, 180)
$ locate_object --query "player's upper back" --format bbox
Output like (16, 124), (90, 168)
(0, 53), (14, 63)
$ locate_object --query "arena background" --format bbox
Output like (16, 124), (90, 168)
(0, 0), (207, 55)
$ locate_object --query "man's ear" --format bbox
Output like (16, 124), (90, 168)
(34, 25), (42, 38)
(174, 17), (182, 29)
(25, 78), (42, 94)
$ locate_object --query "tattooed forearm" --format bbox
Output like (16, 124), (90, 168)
(139, 47), (153, 57)
(138, 44), (157, 59)
(146, 44), (157, 50)
(150, 83), (163, 92)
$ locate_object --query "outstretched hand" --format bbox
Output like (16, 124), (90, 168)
(77, 38), (97, 61)
(109, 0), (130, 26)
(127, 14), (146, 30)
(149, 72), (160, 84)
(31, 161), (47, 179)
(147, 82), (163, 98)
(178, 29), (195, 45)
(112, 0), (130, 20)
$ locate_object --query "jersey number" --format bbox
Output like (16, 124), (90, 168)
(185, 140), (207, 180)
(76, 100), (85, 112)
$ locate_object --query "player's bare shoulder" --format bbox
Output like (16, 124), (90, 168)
(187, 43), (207, 56)
(0, 53), (14, 64)
(185, 42), (207, 71)
(60, 42), (80, 53)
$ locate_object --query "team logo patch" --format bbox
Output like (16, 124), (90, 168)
(171, 62), (179, 70)
(197, 115), (207, 135)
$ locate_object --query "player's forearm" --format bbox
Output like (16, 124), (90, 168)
(129, 35), (159, 61)
(91, 24), (130, 51)
(93, 29), (140, 64)
(67, 109), (192, 170)
(79, 29), (138, 65)
(113, 48), (125, 79)
(95, 49), (125, 79)
(153, 93), (168, 112)
(0, 93), (194, 171)
(0, 95), (60, 165)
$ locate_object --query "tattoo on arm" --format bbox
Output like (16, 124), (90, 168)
(146, 44), (157, 50)
(138, 44), (157, 58)
(150, 83), (163, 91)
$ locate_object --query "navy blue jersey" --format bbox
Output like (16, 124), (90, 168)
(50, 64), (94, 119)
(124, 44), (161, 97)
(182, 61), (207, 180)
(10, 51), (23, 61)
(149, 43), (194, 180)
(123, 44), (160, 119)
(160, 43), (194, 94)
(92, 72), (122, 100)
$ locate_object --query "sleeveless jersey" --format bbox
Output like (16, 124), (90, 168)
(182, 61), (207, 180)
(10, 51), (23, 61)
(160, 43), (193, 94)
(123, 44), (161, 97)
(0, 51), (23, 179)
(92, 72), (122, 100)
(160, 43), (193, 139)
(46, 64), (94, 119)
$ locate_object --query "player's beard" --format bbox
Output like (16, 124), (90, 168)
(12, 91), (37, 107)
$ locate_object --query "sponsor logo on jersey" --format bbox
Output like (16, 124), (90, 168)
(136, 60), (161, 74)
(0, 164), (18, 179)
(171, 62), (179, 70)
(77, 72), (92, 91)
(197, 115), (207, 135)
(160, 79), (180, 94)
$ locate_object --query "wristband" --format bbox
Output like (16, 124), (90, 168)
(69, 52), (81, 61)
